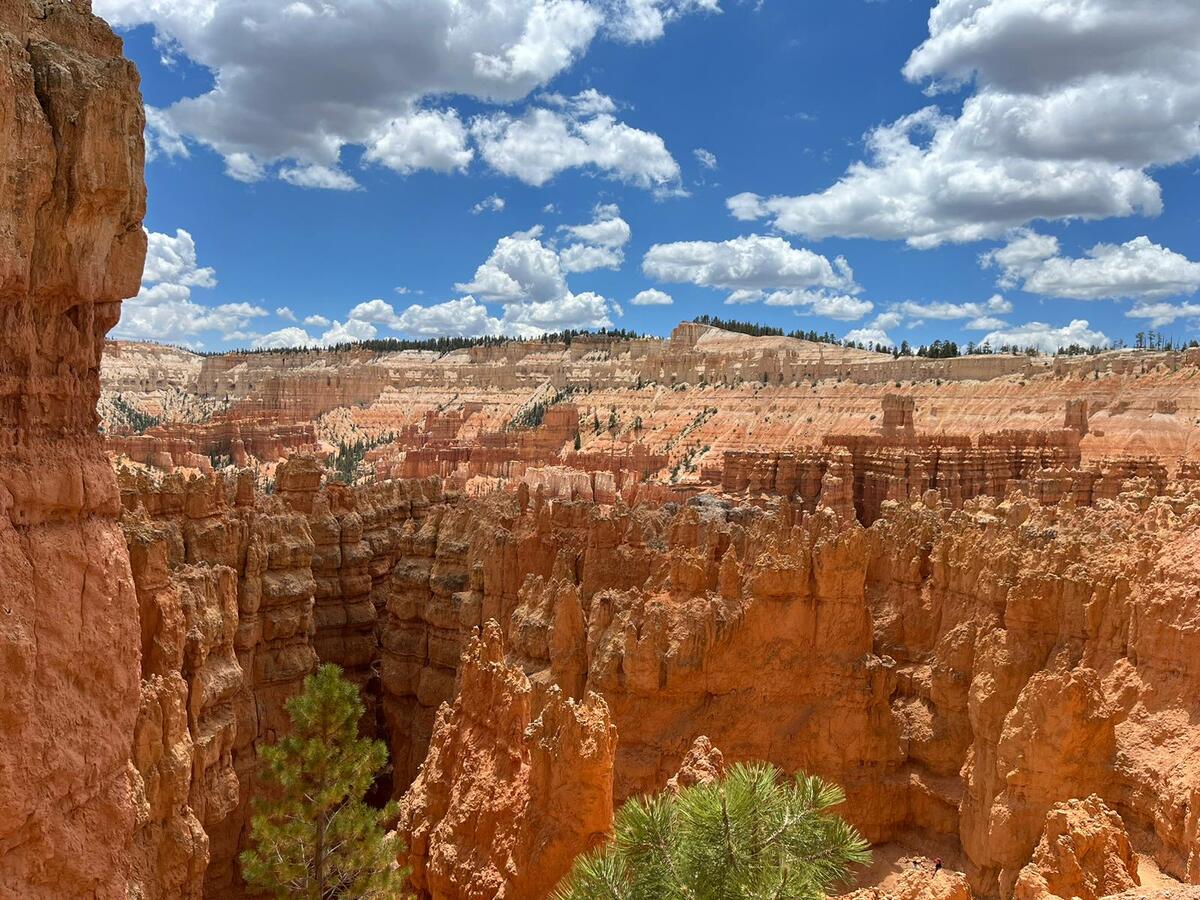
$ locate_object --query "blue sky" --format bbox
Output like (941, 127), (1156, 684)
(98, 0), (1200, 353)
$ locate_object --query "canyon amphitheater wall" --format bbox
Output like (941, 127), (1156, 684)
(0, 1), (146, 896)
(102, 441), (1200, 899)
(381, 476), (1200, 898)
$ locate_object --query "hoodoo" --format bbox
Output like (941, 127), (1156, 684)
(5, 1), (1200, 899)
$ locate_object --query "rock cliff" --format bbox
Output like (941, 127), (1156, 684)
(374, 480), (1200, 897)
(1014, 796), (1140, 900)
(6, 5), (1200, 896)
(0, 1), (145, 895)
(115, 460), (447, 895)
(397, 623), (617, 899)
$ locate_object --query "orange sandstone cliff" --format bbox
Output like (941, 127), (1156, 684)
(0, 0), (146, 895)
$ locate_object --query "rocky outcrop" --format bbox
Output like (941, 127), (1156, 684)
(373, 480), (1200, 897)
(0, 1), (145, 895)
(107, 421), (320, 471)
(397, 623), (617, 900)
(124, 521), (240, 899)
(843, 868), (974, 900)
(114, 460), (449, 894)
(666, 735), (726, 792)
(1014, 796), (1139, 900)
(117, 467), (316, 896)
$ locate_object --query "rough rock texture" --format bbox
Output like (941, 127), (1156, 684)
(1014, 796), (1140, 900)
(666, 735), (726, 793)
(103, 324), (1200, 482)
(0, 0), (145, 895)
(14, 5), (1200, 900)
(115, 460), (447, 895)
(374, 479), (1200, 898)
(397, 623), (617, 900)
(843, 867), (974, 900)
(128, 536), (245, 897)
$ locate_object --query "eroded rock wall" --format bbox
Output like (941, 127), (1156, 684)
(116, 460), (447, 894)
(397, 623), (616, 900)
(0, 1), (146, 894)
(377, 479), (1200, 897)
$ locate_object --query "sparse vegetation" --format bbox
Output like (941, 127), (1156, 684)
(330, 433), (394, 484)
(107, 394), (161, 434)
(507, 386), (578, 431)
(240, 665), (409, 899)
(555, 763), (869, 900)
(693, 315), (845, 346)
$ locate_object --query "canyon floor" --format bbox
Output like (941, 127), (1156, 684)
(3, 4), (1200, 899)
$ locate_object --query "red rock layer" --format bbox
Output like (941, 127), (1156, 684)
(721, 404), (1171, 525)
(377, 478), (1200, 897)
(115, 459), (446, 895)
(108, 421), (319, 470)
(1014, 795), (1140, 900)
(397, 623), (617, 900)
(0, 1), (146, 895)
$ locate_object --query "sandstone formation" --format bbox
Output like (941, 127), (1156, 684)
(101, 324), (1200, 485)
(372, 478), (1200, 897)
(843, 867), (973, 900)
(0, 1), (145, 895)
(8, 3), (1200, 899)
(397, 623), (617, 900)
(666, 735), (726, 792)
(115, 459), (446, 895)
(1014, 796), (1140, 900)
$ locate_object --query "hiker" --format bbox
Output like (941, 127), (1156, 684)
(934, 858), (943, 875)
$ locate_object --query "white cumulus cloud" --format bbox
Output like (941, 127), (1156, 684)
(843, 326), (894, 348)
(762, 291), (873, 321)
(473, 94), (683, 192)
(630, 288), (674, 306)
(558, 203), (632, 272)
(606, 0), (721, 42)
(642, 234), (858, 297)
(729, 0), (1200, 246)
(94, 0), (703, 190)
(472, 194), (507, 214)
(113, 228), (269, 345)
(983, 232), (1200, 301)
(364, 108), (474, 175)
(1125, 302), (1200, 329)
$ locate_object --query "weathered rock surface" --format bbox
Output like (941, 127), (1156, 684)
(397, 623), (617, 900)
(115, 460), (446, 895)
(1014, 795), (1139, 900)
(843, 867), (974, 900)
(374, 479), (1200, 898)
(666, 735), (726, 793)
(0, 0), (145, 895)
(102, 324), (1200, 484)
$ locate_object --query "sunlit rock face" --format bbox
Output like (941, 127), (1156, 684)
(1014, 795), (1140, 900)
(114, 460), (446, 896)
(396, 623), (617, 900)
(6, 4), (1200, 895)
(375, 478), (1200, 898)
(0, 1), (145, 895)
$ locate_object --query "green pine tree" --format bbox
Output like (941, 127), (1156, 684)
(555, 762), (869, 900)
(240, 664), (409, 899)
